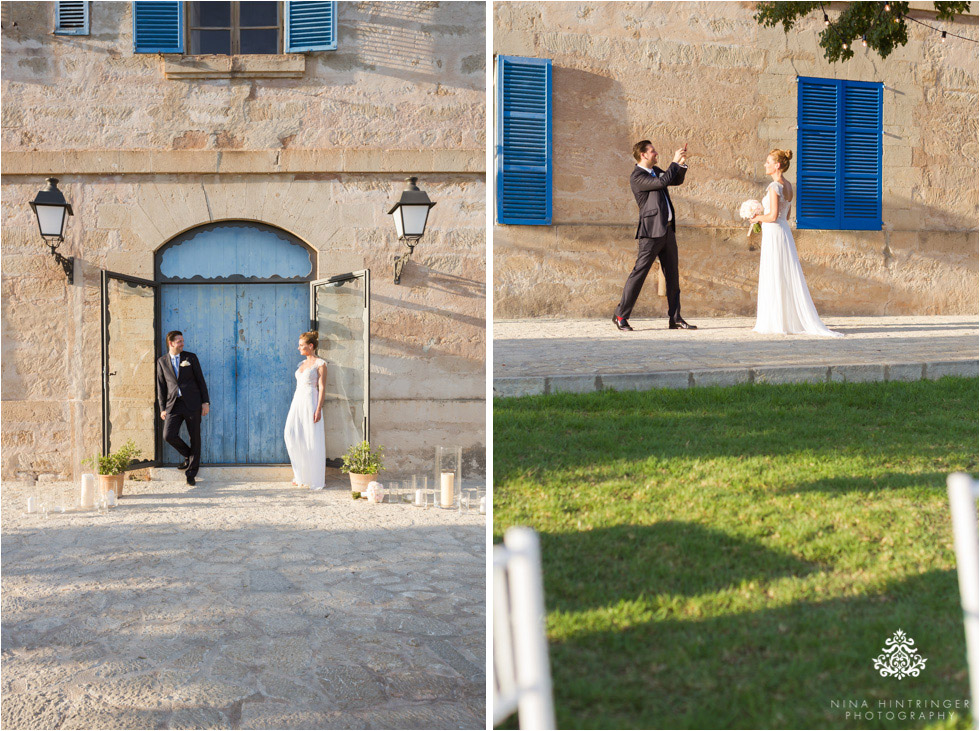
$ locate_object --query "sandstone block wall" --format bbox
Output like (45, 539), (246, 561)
(1, 1), (486, 480)
(492, 1), (979, 319)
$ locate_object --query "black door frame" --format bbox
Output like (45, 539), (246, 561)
(100, 269), (160, 468)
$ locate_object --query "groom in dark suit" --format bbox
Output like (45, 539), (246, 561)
(613, 139), (696, 331)
(156, 331), (209, 485)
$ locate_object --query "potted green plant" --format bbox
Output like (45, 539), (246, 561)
(340, 441), (385, 494)
(83, 440), (142, 498)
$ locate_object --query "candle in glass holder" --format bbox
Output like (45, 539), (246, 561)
(105, 491), (117, 508)
(27, 497), (36, 514)
(440, 471), (454, 508)
(80, 474), (96, 509)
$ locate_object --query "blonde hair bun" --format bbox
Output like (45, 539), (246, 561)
(300, 330), (319, 349)
(770, 148), (793, 171)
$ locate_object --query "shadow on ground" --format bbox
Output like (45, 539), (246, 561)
(545, 569), (968, 730)
(538, 522), (818, 614)
(1, 516), (485, 730)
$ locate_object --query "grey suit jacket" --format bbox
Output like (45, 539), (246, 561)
(631, 162), (687, 239)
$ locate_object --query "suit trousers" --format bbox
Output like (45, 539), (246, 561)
(163, 397), (202, 478)
(615, 229), (681, 321)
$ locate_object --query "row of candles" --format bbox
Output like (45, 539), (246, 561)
(26, 474), (116, 515)
(379, 473), (486, 514)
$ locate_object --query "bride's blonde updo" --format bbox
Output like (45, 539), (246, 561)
(300, 331), (319, 349)
(769, 149), (793, 172)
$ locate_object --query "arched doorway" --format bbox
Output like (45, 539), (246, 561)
(100, 221), (370, 468)
(156, 222), (312, 464)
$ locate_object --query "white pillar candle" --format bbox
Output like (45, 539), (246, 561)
(80, 474), (96, 509)
(415, 489), (423, 506)
(440, 471), (454, 508)
(479, 496), (486, 515)
(27, 497), (36, 514)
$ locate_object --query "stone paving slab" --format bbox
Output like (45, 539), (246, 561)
(493, 315), (978, 396)
(1, 477), (486, 730)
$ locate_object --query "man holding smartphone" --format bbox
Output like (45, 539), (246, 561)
(613, 140), (696, 331)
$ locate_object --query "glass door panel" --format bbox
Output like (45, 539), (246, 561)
(310, 270), (370, 465)
(102, 271), (159, 466)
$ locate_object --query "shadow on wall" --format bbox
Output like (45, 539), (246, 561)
(332, 1), (484, 90)
(551, 67), (633, 222)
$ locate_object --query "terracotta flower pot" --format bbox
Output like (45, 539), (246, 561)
(99, 473), (125, 498)
(348, 472), (378, 494)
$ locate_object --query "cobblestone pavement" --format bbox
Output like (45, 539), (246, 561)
(494, 316), (978, 395)
(1, 477), (486, 730)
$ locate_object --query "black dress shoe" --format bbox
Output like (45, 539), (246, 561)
(179, 458), (190, 470)
(669, 318), (698, 330)
(186, 475), (196, 486)
(613, 315), (634, 331)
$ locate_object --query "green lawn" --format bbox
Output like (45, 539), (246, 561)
(494, 378), (978, 730)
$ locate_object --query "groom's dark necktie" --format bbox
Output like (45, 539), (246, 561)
(172, 355), (182, 397)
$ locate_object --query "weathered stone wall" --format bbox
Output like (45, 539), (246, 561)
(1, 1), (484, 151)
(1, 1), (486, 480)
(493, 1), (979, 318)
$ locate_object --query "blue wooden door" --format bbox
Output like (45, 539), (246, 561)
(156, 222), (315, 465)
(160, 283), (307, 464)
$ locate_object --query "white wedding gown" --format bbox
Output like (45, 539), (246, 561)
(754, 181), (842, 337)
(284, 358), (326, 490)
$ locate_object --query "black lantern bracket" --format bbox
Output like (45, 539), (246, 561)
(393, 240), (419, 286)
(48, 242), (75, 284)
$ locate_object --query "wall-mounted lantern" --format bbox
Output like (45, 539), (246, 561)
(388, 177), (436, 285)
(29, 177), (74, 284)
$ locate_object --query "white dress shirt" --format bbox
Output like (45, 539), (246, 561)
(636, 162), (687, 222)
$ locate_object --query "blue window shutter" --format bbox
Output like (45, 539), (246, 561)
(285, 1), (337, 52)
(798, 76), (882, 231)
(797, 77), (840, 229)
(55, 1), (89, 35)
(841, 81), (882, 230)
(496, 55), (552, 225)
(132, 1), (183, 53)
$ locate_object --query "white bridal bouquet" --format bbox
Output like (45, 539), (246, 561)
(739, 199), (763, 236)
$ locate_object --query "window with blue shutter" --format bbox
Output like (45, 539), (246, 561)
(496, 55), (552, 225)
(797, 76), (882, 231)
(55, 1), (89, 35)
(285, 1), (337, 52)
(133, 1), (183, 53)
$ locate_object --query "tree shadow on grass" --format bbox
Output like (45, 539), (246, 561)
(545, 569), (968, 730)
(538, 523), (818, 614)
(778, 471), (955, 496)
(494, 379), (978, 482)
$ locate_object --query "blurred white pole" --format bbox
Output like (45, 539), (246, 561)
(947, 472), (979, 731)
(505, 527), (556, 730)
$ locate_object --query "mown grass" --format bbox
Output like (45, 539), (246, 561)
(494, 378), (978, 729)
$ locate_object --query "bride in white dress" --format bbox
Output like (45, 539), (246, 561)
(284, 331), (327, 490)
(750, 149), (842, 337)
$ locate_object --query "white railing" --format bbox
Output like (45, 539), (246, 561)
(947, 472), (979, 731)
(493, 527), (556, 730)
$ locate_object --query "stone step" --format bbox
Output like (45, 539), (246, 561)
(150, 465), (326, 482)
(494, 359), (980, 397)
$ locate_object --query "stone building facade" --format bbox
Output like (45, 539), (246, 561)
(1, 1), (486, 480)
(492, 1), (979, 319)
